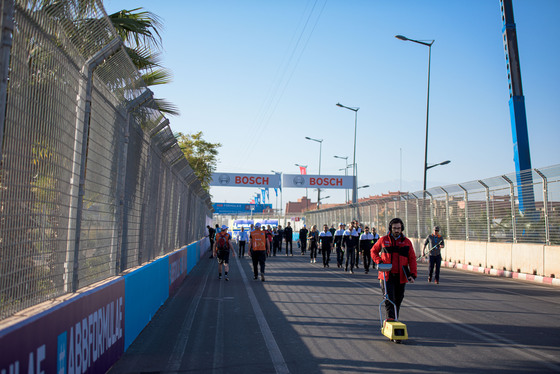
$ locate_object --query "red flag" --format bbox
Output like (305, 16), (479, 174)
(299, 166), (307, 175)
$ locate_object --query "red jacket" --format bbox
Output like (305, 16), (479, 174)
(371, 234), (417, 284)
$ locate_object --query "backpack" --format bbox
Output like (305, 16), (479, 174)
(216, 232), (230, 251)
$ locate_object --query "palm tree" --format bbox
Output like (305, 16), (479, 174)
(108, 7), (179, 115)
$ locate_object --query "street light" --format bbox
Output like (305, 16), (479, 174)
(395, 34), (434, 195)
(334, 155), (349, 203)
(305, 136), (323, 209)
(426, 160), (451, 171)
(336, 103), (359, 204)
(357, 184), (370, 202)
(295, 163), (309, 211)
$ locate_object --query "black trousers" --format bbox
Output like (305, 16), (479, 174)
(429, 254), (442, 281)
(335, 245), (344, 266)
(238, 241), (246, 257)
(300, 239), (307, 254)
(272, 241), (279, 256)
(309, 242), (318, 260)
(321, 247), (331, 266)
(251, 251), (266, 277)
(380, 274), (406, 320)
(345, 246), (356, 270)
(362, 247), (372, 272)
(285, 239), (293, 255)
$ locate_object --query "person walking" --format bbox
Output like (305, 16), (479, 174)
(272, 227), (281, 256)
(249, 223), (270, 281)
(355, 222), (363, 268)
(284, 222), (294, 256)
(213, 225), (234, 280)
(423, 226), (445, 284)
(319, 224), (333, 267)
(333, 223), (345, 268)
(342, 222), (358, 273)
(371, 217), (417, 322)
(238, 226), (248, 258)
(207, 225), (216, 259)
(359, 226), (378, 274)
(277, 225), (284, 253)
(308, 225), (319, 263)
(299, 225), (308, 255)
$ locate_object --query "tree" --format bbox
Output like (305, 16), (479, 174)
(108, 7), (179, 115)
(176, 132), (221, 192)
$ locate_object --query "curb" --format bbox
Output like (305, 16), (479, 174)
(418, 258), (560, 286)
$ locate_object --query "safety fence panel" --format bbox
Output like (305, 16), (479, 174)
(303, 165), (560, 247)
(0, 0), (212, 321)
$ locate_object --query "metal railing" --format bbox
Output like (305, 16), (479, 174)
(304, 165), (560, 245)
(0, 0), (212, 320)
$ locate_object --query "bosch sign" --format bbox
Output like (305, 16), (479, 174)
(210, 173), (280, 188)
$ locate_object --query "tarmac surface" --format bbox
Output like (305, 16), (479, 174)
(108, 244), (560, 374)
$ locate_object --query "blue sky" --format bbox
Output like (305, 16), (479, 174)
(105, 0), (560, 209)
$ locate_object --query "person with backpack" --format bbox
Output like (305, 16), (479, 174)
(249, 222), (270, 281)
(214, 225), (234, 281)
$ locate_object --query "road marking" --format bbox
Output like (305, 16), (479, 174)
(333, 266), (560, 372)
(213, 279), (224, 374)
(167, 262), (212, 373)
(235, 256), (290, 374)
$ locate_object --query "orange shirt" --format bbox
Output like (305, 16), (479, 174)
(251, 230), (267, 251)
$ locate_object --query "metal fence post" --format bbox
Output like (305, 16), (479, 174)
(426, 191), (434, 230)
(67, 38), (122, 292)
(479, 180), (491, 242)
(502, 175), (517, 243)
(534, 168), (549, 245)
(0, 0), (14, 164)
(440, 187), (450, 239)
(117, 89), (154, 272)
(458, 184), (468, 241)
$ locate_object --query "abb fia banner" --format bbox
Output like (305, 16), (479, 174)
(210, 172), (281, 188)
(282, 174), (354, 189)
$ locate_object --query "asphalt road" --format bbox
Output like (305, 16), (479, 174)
(108, 245), (560, 374)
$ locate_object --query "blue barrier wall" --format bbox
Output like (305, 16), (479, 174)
(124, 257), (169, 350)
(0, 237), (210, 371)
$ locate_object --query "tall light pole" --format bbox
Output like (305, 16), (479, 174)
(395, 34), (434, 195)
(295, 163), (309, 211)
(334, 155), (349, 203)
(336, 103), (359, 204)
(305, 137), (323, 209)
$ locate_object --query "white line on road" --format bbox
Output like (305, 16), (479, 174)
(329, 265), (560, 372)
(235, 255), (290, 374)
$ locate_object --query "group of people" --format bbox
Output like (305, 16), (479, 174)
(207, 219), (445, 323)
(207, 222), (295, 282)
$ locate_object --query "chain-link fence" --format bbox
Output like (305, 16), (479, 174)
(0, 0), (212, 321)
(304, 165), (560, 245)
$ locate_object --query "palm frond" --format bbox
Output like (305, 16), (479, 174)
(142, 69), (173, 86)
(108, 8), (163, 50)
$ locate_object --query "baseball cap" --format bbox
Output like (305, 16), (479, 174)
(221, 225), (228, 230)
(434, 226), (440, 231)
(255, 222), (261, 228)
(303, 224), (306, 227)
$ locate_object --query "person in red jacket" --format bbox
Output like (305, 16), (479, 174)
(371, 218), (417, 321)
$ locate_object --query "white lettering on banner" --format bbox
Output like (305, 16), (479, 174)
(282, 174), (354, 189)
(63, 297), (123, 374)
(209, 173), (280, 188)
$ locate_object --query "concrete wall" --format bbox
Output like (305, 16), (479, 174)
(0, 237), (211, 374)
(433, 239), (559, 278)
